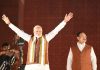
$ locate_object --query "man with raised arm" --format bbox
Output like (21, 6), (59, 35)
(2, 12), (73, 70)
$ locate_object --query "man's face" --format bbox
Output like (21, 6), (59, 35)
(77, 32), (87, 44)
(33, 25), (43, 38)
(3, 45), (10, 50)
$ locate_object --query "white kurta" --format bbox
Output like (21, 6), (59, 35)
(25, 64), (49, 70)
(9, 21), (67, 70)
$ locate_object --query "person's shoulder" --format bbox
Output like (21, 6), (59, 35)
(86, 44), (92, 47)
(70, 42), (77, 48)
(86, 44), (93, 49)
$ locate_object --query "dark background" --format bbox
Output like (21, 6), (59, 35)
(0, 0), (100, 70)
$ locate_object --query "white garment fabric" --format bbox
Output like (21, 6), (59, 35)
(67, 42), (97, 70)
(9, 21), (66, 42)
(25, 64), (49, 70)
(8, 21), (67, 70)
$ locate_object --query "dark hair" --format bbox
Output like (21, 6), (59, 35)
(2, 42), (10, 48)
(76, 32), (85, 37)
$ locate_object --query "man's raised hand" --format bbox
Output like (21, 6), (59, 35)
(2, 14), (11, 24)
(64, 12), (73, 23)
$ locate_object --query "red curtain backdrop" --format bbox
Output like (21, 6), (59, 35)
(0, 0), (100, 70)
